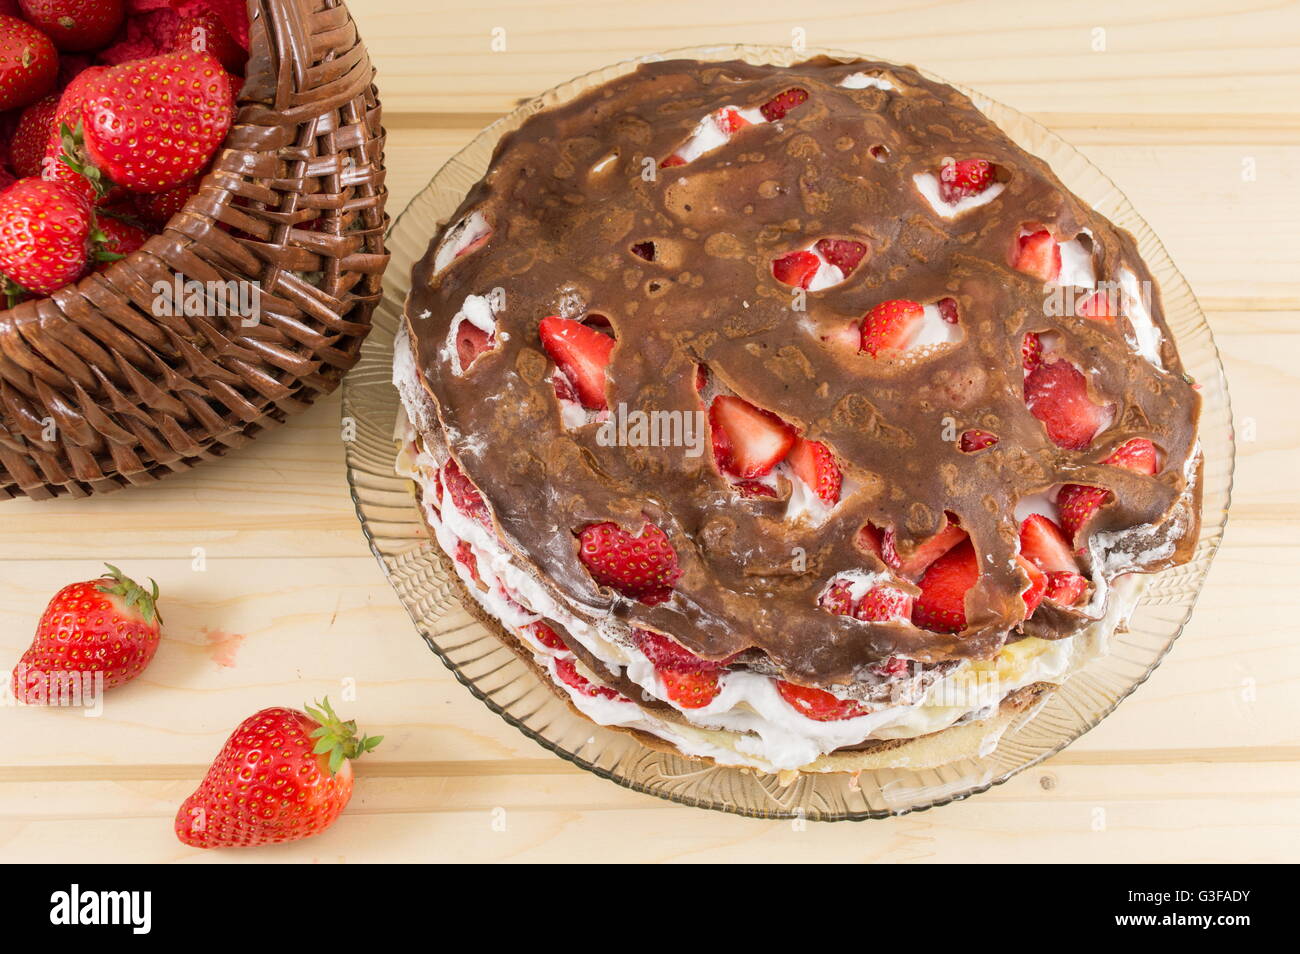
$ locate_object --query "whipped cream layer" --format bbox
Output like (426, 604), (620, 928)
(394, 331), (1144, 773)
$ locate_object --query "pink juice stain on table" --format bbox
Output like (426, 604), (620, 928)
(203, 628), (246, 668)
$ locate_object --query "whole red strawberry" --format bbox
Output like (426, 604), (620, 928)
(42, 65), (123, 205)
(10, 564), (162, 704)
(93, 214), (149, 270)
(79, 50), (234, 193)
(132, 174), (203, 226)
(175, 698), (383, 849)
(172, 11), (245, 73)
(10, 94), (57, 178)
(18, 0), (125, 52)
(0, 177), (93, 301)
(0, 13), (57, 110)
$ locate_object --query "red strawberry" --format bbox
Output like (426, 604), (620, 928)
(1019, 513), (1080, 574)
(759, 87), (808, 122)
(856, 522), (884, 559)
(938, 158), (995, 203)
(1022, 331), (1043, 372)
(659, 153), (686, 169)
(1054, 439), (1158, 541)
(716, 107), (749, 134)
(959, 429), (998, 452)
(98, 6), (180, 66)
(79, 51), (235, 193)
(175, 698), (382, 849)
(538, 315), (615, 410)
(42, 65), (114, 204)
(1045, 570), (1088, 605)
(787, 436), (841, 505)
(18, 0), (124, 52)
(885, 515), (968, 579)
(172, 11), (245, 73)
(634, 629), (723, 672)
(776, 681), (868, 721)
(936, 296), (959, 324)
(709, 394), (796, 478)
(860, 299), (924, 356)
(1013, 229), (1061, 282)
(10, 94), (56, 178)
(527, 621), (567, 651)
(735, 479), (777, 498)
(771, 249), (819, 288)
(92, 214), (148, 271)
(132, 174), (202, 226)
(1024, 359), (1110, 450)
(820, 579), (854, 616)
(871, 656), (909, 677)
(1056, 483), (1110, 541)
(576, 521), (682, 605)
(454, 539), (480, 584)
(659, 667), (720, 709)
(455, 320), (494, 371)
(554, 656), (623, 700)
(0, 14), (57, 110)
(814, 238), (867, 274)
(1076, 288), (1118, 321)
(911, 540), (978, 633)
(853, 586), (912, 622)
(441, 458), (490, 526)
(1107, 437), (1158, 475)
(10, 564), (161, 703)
(0, 177), (93, 300)
(1017, 555), (1048, 615)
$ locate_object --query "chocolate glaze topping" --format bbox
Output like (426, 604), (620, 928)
(403, 57), (1201, 687)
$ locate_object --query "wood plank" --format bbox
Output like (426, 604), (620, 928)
(1, 760), (1296, 862)
(348, 0), (1300, 116)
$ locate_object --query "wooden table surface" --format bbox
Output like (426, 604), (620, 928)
(2, 0), (1298, 863)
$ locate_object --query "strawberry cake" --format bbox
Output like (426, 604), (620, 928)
(393, 57), (1202, 775)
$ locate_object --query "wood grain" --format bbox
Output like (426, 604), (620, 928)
(1, 0), (1297, 863)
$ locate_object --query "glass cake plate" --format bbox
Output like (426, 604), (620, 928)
(343, 45), (1234, 820)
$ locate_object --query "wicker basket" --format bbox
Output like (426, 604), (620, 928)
(0, 0), (388, 500)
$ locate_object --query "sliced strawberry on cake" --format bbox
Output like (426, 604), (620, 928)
(1056, 438), (1160, 541)
(1019, 514), (1087, 606)
(759, 87), (808, 121)
(539, 316), (616, 410)
(787, 437), (842, 505)
(938, 158), (996, 203)
(577, 520), (683, 605)
(1013, 229), (1061, 282)
(709, 395), (796, 478)
(860, 299), (924, 356)
(771, 250), (821, 289)
(814, 238), (868, 275)
(911, 540), (979, 633)
(1023, 358), (1112, 450)
(776, 681), (869, 721)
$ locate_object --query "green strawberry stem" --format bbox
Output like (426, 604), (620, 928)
(305, 697), (384, 776)
(97, 563), (162, 625)
(2, 275), (29, 309)
(58, 122), (114, 201)
(90, 226), (126, 264)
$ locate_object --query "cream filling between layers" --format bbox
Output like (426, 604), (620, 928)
(394, 330), (1144, 772)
